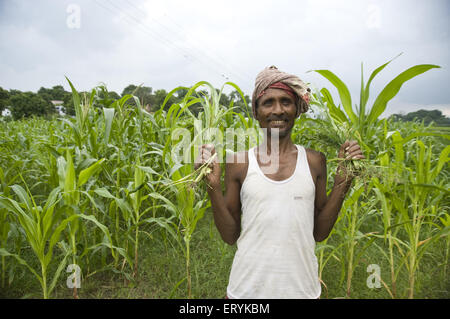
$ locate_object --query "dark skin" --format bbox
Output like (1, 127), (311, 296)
(195, 88), (365, 245)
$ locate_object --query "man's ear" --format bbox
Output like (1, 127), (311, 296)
(296, 99), (306, 117)
(295, 101), (301, 118)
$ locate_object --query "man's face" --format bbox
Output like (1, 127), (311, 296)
(255, 88), (298, 138)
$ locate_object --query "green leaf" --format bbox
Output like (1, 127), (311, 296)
(45, 214), (79, 268)
(430, 145), (450, 181)
(65, 76), (82, 130)
(10, 185), (33, 212)
(390, 131), (405, 164)
(42, 187), (62, 239)
(103, 107), (115, 144)
(137, 165), (160, 176)
(149, 192), (178, 216)
(78, 158), (105, 187)
(77, 213), (131, 264)
(312, 70), (357, 124)
(0, 196), (37, 245)
(359, 62), (365, 122)
(411, 183), (450, 195)
(362, 53), (403, 110)
(142, 217), (179, 242)
(0, 248), (43, 287)
(47, 249), (71, 296)
(64, 150), (76, 193)
(169, 277), (186, 298)
(367, 64), (440, 124)
(320, 88), (348, 124)
(94, 187), (116, 199)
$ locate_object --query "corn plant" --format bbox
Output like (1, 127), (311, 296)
(334, 182), (378, 298)
(437, 212), (450, 280)
(310, 54), (440, 148)
(0, 167), (12, 287)
(149, 81), (247, 298)
(390, 137), (449, 298)
(372, 174), (401, 298)
(0, 202), (9, 288)
(0, 182), (75, 299)
(315, 228), (342, 299)
(149, 172), (210, 299)
(96, 157), (158, 279)
(56, 148), (105, 297)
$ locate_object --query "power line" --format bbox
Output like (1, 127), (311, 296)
(93, 0), (251, 86)
(94, 0), (221, 79)
(113, 0), (252, 84)
(96, 0), (193, 60)
(120, 0), (253, 83)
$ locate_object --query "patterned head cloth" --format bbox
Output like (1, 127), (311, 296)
(251, 65), (311, 118)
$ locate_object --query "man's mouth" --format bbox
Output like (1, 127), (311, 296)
(269, 120), (287, 126)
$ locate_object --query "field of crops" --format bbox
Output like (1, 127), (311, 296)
(0, 61), (449, 299)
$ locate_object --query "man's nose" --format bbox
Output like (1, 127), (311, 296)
(272, 101), (284, 115)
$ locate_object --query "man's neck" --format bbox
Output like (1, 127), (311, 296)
(258, 134), (295, 156)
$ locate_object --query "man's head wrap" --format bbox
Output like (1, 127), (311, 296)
(251, 65), (311, 118)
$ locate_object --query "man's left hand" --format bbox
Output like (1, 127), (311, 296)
(334, 140), (365, 187)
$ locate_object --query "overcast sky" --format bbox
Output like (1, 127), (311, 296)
(0, 0), (449, 117)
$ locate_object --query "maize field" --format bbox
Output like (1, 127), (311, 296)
(0, 58), (449, 299)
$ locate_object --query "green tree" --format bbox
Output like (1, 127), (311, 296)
(218, 88), (231, 107)
(121, 84), (154, 109)
(94, 85), (120, 109)
(176, 88), (189, 101)
(121, 84), (138, 96)
(390, 109), (450, 126)
(229, 89), (251, 115)
(37, 85), (67, 102)
(109, 91), (120, 100)
(154, 89), (177, 112)
(10, 92), (55, 120)
(63, 92), (75, 116)
(0, 87), (10, 114)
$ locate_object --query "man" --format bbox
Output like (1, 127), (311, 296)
(195, 66), (364, 299)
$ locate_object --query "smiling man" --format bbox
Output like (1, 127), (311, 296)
(196, 66), (364, 299)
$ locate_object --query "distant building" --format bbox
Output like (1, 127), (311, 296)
(1, 107), (11, 117)
(51, 100), (65, 116)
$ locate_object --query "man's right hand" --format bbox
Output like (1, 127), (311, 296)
(194, 144), (221, 188)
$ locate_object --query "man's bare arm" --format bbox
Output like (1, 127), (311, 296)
(207, 159), (242, 245)
(197, 145), (243, 245)
(311, 141), (364, 242)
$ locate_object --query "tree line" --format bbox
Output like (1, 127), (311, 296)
(0, 84), (448, 126)
(0, 84), (251, 120)
(389, 109), (450, 126)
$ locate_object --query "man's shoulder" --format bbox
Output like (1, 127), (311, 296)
(304, 147), (326, 167)
(225, 150), (249, 166)
(304, 147), (325, 157)
(225, 151), (249, 180)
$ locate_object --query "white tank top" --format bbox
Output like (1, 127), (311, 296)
(226, 144), (321, 299)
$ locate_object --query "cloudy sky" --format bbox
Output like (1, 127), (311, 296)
(0, 0), (449, 117)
